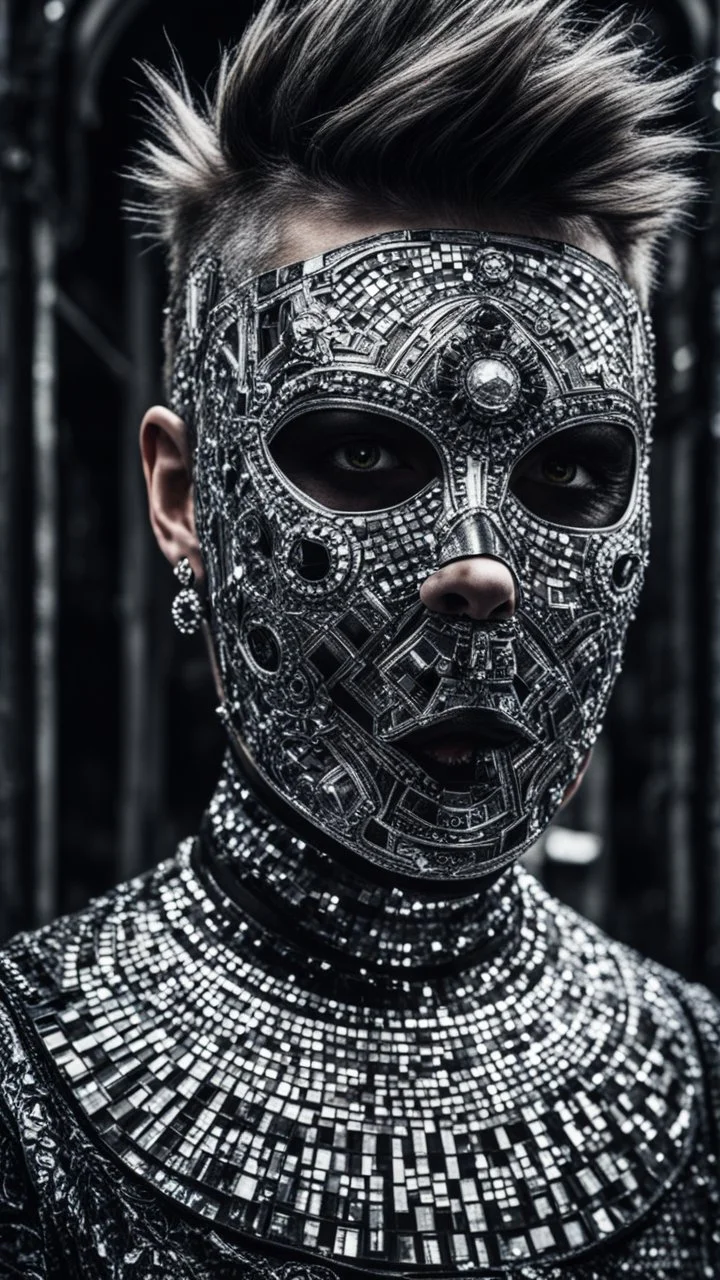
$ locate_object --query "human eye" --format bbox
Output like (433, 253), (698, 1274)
(509, 423), (636, 529)
(268, 408), (441, 512)
(331, 440), (400, 473)
(531, 457), (591, 487)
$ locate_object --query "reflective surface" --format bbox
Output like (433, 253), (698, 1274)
(0, 759), (718, 1275)
(174, 230), (653, 883)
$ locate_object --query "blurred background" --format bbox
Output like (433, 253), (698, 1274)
(1, 0), (719, 990)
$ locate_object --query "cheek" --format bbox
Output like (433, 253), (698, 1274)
(498, 495), (591, 613)
(560, 749), (593, 807)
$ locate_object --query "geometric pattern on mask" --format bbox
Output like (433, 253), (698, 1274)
(7, 822), (702, 1275)
(173, 229), (654, 885)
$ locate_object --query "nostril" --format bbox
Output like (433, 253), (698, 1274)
(441, 592), (467, 613)
(490, 600), (513, 619)
(419, 557), (516, 621)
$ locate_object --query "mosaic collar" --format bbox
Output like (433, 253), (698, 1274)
(0, 765), (702, 1276)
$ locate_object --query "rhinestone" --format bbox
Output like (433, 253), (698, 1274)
(171, 588), (204, 635)
(612, 553), (640, 589)
(465, 355), (520, 412)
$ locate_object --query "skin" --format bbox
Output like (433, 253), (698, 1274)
(141, 210), (616, 800)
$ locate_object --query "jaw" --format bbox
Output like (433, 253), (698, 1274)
(223, 701), (581, 891)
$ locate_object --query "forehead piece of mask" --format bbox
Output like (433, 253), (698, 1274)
(171, 229), (654, 888)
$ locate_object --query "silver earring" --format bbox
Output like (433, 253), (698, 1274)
(171, 558), (204, 635)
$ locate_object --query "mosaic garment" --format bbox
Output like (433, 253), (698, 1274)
(174, 229), (654, 884)
(1, 761), (720, 1277)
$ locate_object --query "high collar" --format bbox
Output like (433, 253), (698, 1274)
(4, 795), (701, 1274)
(197, 752), (523, 982)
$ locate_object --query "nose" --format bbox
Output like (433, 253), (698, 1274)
(419, 556), (516, 621)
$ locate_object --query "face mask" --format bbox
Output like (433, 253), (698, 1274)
(173, 229), (653, 887)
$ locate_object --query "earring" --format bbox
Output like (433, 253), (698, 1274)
(171, 558), (205, 635)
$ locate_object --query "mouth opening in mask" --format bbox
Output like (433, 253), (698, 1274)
(392, 709), (531, 785)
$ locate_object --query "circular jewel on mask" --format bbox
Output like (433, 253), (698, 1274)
(475, 247), (515, 284)
(465, 355), (521, 413)
(434, 307), (546, 422)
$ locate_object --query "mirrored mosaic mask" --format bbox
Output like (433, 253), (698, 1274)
(171, 230), (654, 886)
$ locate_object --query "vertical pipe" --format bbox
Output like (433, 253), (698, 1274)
(666, 425), (695, 972)
(0, 203), (20, 940)
(701, 386), (720, 981)
(694, 40), (720, 990)
(0, 0), (34, 940)
(31, 216), (58, 926)
(700, 391), (720, 987)
(0, 0), (18, 939)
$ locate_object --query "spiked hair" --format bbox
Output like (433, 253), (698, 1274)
(131, 0), (699, 373)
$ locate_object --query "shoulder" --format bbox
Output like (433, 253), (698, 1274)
(546, 877), (720, 1091)
(641, 955), (720, 1094)
(0, 988), (35, 1113)
(601, 928), (720, 1055)
(529, 872), (720, 1060)
(0, 850), (189, 1115)
(674, 973), (720, 1028)
(0, 851), (189, 1167)
(0, 848), (188, 996)
(666, 970), (720, 1074)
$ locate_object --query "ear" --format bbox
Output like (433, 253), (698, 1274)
(140, 405), (205, 582)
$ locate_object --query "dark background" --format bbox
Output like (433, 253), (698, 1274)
(2, 0), (720, 989)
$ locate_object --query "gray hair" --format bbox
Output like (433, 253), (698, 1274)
(129, 0), (700, 378)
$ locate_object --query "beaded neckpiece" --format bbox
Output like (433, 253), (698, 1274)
(3, 759), (701, 1275)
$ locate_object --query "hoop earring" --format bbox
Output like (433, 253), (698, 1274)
(171, 558), (205, 635)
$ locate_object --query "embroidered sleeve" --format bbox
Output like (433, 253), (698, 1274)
(0, 1002), (48, 1278)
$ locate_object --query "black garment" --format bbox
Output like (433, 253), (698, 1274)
(0, 776), (719, 1278)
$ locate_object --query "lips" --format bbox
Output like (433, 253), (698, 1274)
(388, 709), (531, 785)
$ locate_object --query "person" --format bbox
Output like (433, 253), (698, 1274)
(0, 0), (717, 1275)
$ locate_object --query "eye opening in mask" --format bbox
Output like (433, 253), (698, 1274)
(266, 403), (443, 514)
(508, 420), (639, 532)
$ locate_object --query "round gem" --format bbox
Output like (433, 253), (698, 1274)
(612, 553), (640, 589)
(465, 356), (520, 412)
(245, 623), (281, 672)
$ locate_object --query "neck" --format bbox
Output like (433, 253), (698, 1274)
(197, 753), (524, 980)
